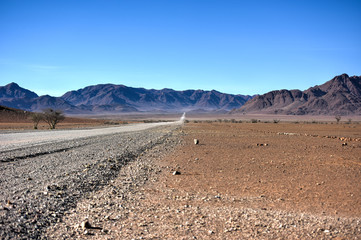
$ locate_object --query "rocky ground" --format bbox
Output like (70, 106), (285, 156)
(0, 124), (181, 239)
(39, 122), (361, 239)
(0, 122), (361, 239)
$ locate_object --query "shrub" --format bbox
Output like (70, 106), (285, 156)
(42, 108), (65, 129)
(31, 113), (43, 129)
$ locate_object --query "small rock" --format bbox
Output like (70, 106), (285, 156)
(194, 139), (199, 145)
(81, 221), (92, 229)
(342, 142), (347, 146)
(173, 171), (181, 175)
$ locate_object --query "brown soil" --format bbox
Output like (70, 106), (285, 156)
(162, 122), (361, 218)
(0, 117), (133, 130)
(44, 122), (361, 239)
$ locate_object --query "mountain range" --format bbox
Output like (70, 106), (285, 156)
(231, 74), (361, 115)
(1, 74), (360, 115)
(0, 83), (252, 114)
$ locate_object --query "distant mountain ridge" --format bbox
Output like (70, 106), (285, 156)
(62, 84), (251, 112)
(0, 82), (252, 114)
(2, 74), (359, 115)
(231, 74), (361, 115)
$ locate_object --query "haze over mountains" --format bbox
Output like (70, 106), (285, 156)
(0, 83), (251, 114)
(1, 74), (360, 115)
(232, 74), (361, 115)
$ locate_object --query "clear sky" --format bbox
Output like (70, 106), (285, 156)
(1, 0), (360, 96)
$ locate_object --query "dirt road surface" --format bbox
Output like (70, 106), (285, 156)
(0, 121), (181, 152)
(0, 121), (183, 239)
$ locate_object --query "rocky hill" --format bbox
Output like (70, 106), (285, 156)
(231, 74), (361, 115)
(0, 83), (251, 114)
(0, 105), (31, 122)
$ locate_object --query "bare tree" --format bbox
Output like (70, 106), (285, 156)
(335, 115), (341, 123)
(31, 113), (43, 129)
(42, 108), (65, 129)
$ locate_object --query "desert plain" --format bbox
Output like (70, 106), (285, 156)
(1, 115), (361, 239)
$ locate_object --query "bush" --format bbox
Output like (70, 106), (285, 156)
(42, 108), (65, 129)
(31, 113), (43, 129)
(104, 121), (120, 125)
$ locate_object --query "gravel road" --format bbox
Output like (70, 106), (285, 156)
(0, 120), (183, 239)
(0, 121), (181, 152)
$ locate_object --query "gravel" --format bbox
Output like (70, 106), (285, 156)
(2, 119), (360, 239)
(0, 121), (178, 152)
(42, 125), (361, 239)
(0, 123), (182, 239)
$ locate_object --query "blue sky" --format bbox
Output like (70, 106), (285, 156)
(1, 0), (360, 96)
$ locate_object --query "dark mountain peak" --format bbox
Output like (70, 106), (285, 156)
(160, 88), (174, 91)
(313, 74), (361, 97)
(330, 73), (351, 85)
(233, 74), (361, 115)
(0, 82), (38, 99)
(6, 82), (20, 88)
(38, 94), (53, 99)
(338, 73), (349, 79)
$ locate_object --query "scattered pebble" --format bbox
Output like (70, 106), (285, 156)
(81, 221), (92, 229)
